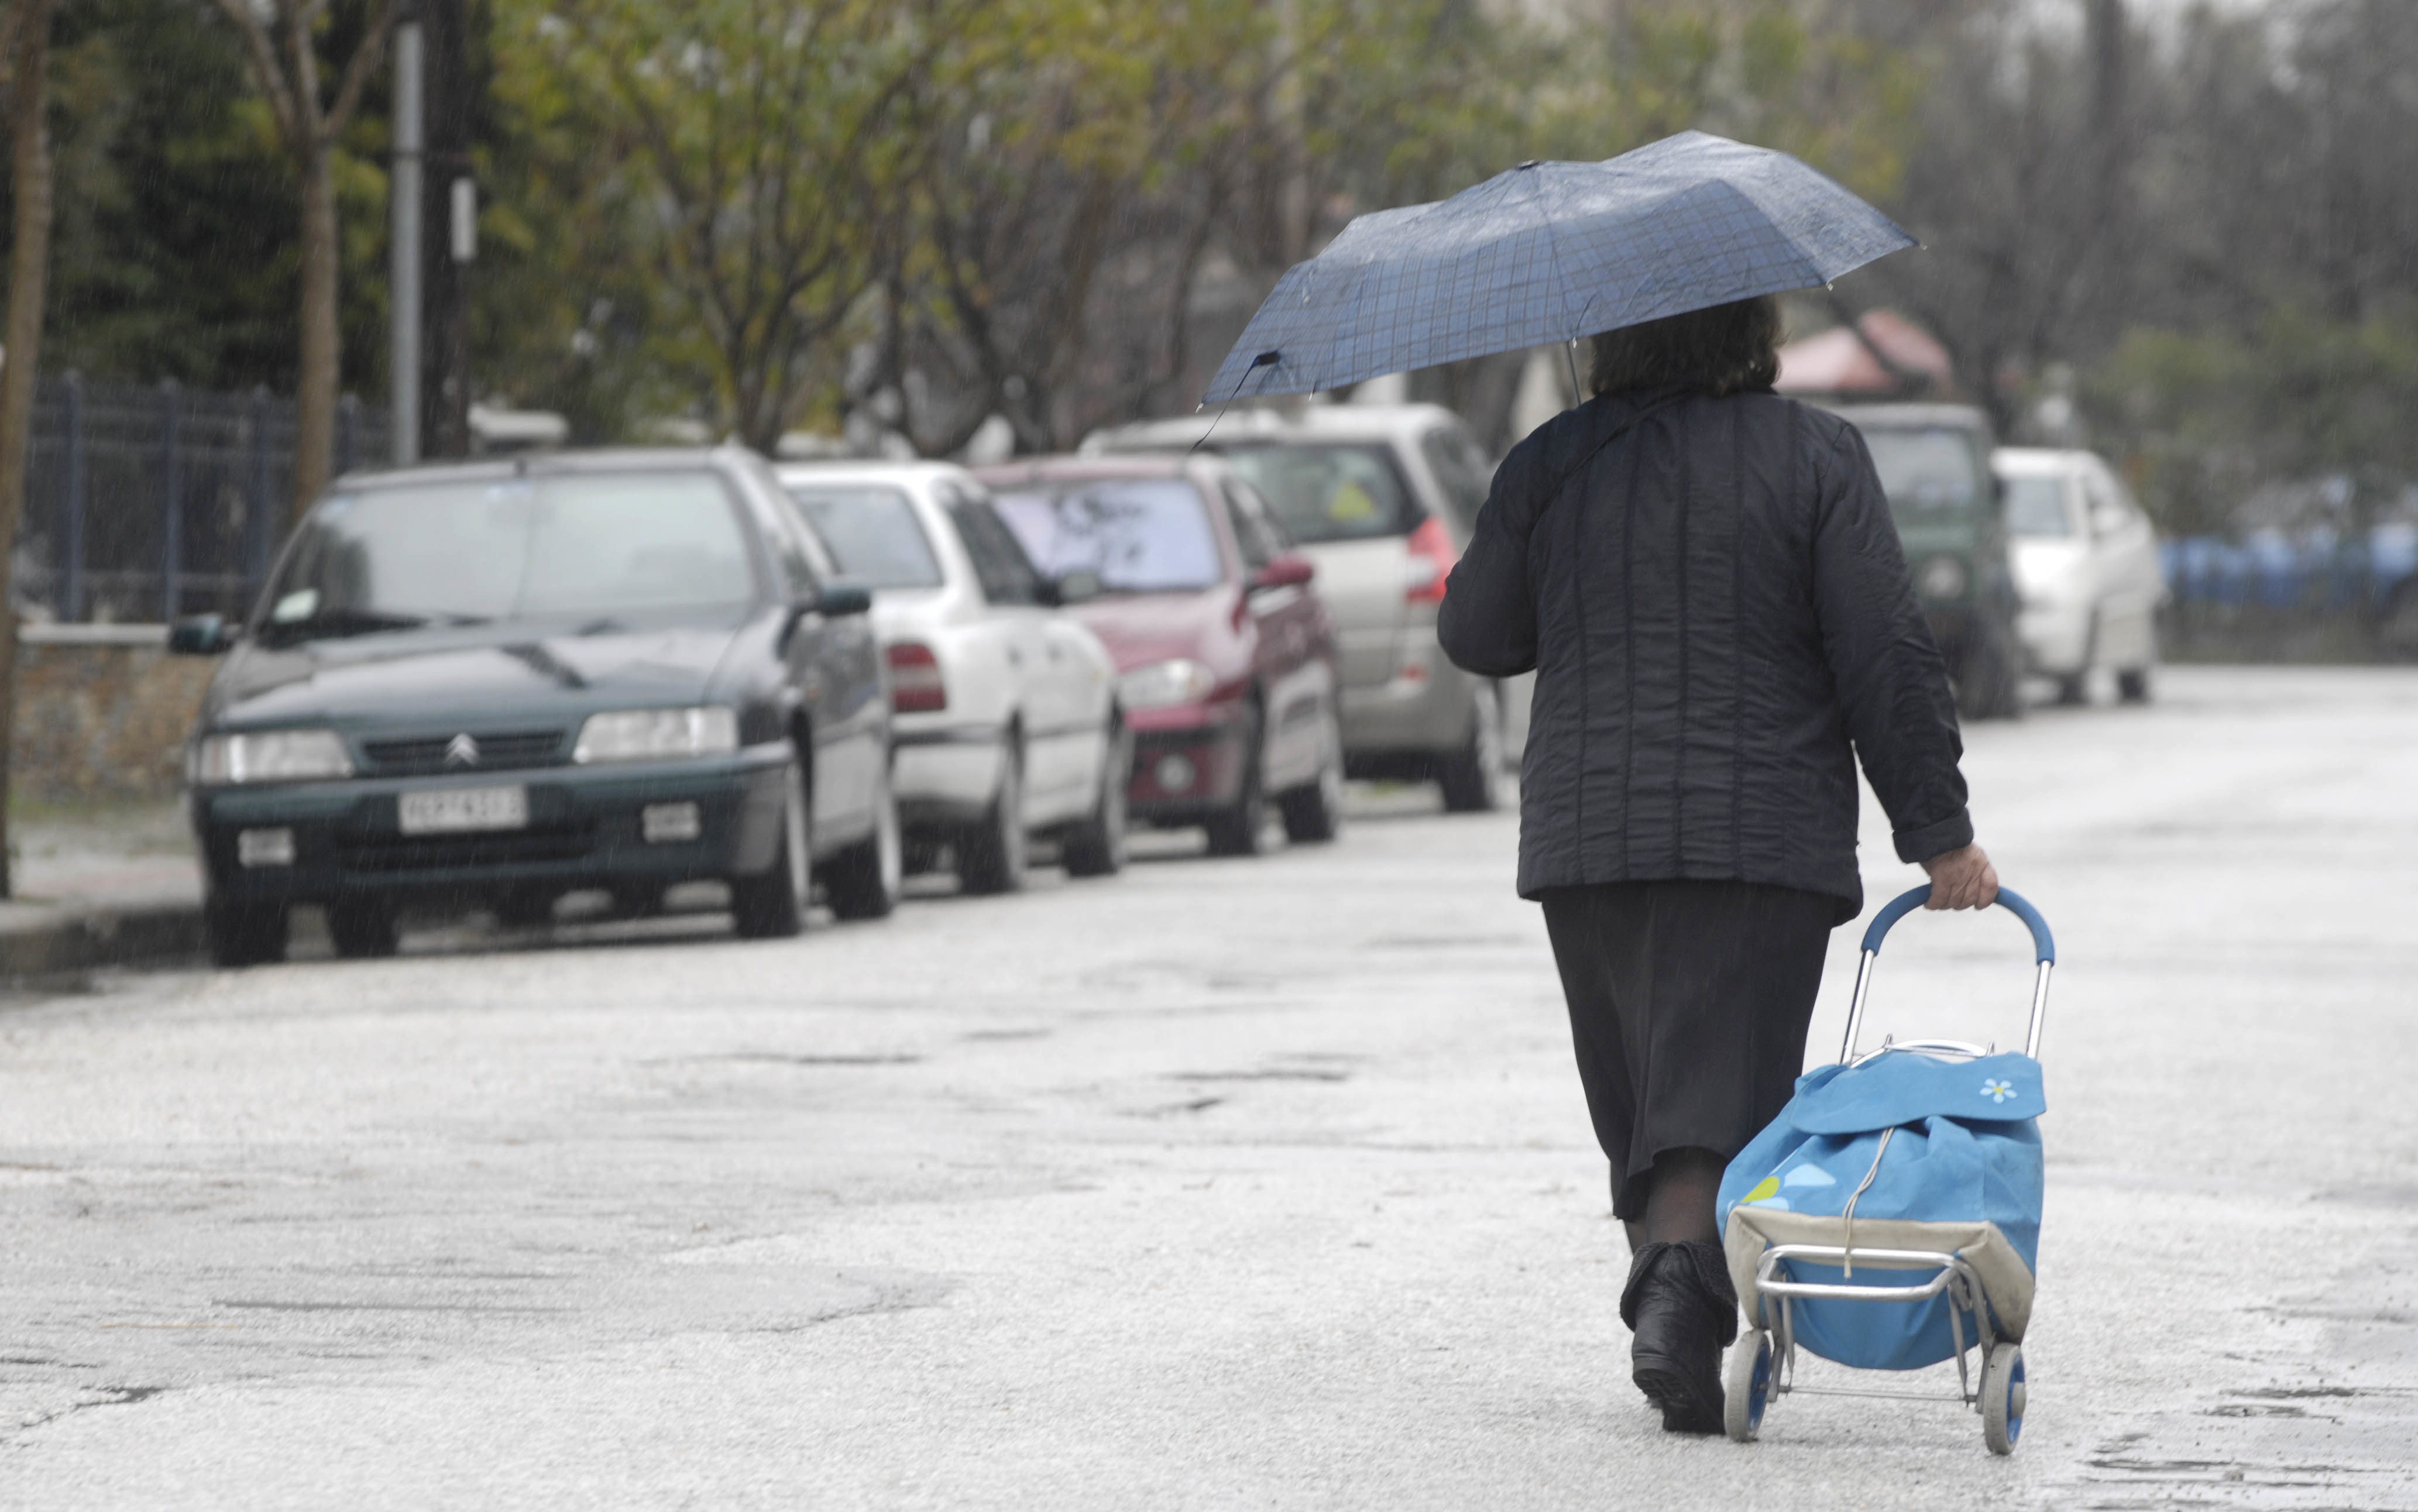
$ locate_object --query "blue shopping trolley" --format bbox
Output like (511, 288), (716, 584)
(1716, 885), (2055, 1455)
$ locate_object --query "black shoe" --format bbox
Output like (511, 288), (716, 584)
(1622, 1240), (1738, 1435)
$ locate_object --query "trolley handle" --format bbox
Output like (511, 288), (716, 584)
(1840, 885), (2056, 1063)
(1860, 885), (2055, 964)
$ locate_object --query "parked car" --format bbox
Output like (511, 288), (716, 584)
(1825, 403), (2024, 719)
(1083, 402), (1520, 809)
(170, 448), (898, 965)
(1993, 447), (2166, 703)
(777, 461), (1126, 891)
(976, 453), (1345, 854)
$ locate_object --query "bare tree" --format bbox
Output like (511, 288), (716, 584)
(517, 0), (956, 453)
(0, 0), (56, 897)
(208, 0), (394, 523)
(869, 0), (1258, 455)
(1860, 1), (2139, 434)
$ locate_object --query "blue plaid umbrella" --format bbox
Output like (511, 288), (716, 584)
(1203, 130), (1916, 404)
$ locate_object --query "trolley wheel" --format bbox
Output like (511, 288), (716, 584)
(1981, 1342), (2025, 1455)
(1724, 1329), (1773, 1442)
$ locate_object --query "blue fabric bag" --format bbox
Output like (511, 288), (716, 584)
(1717, 1049), (2046, 1371)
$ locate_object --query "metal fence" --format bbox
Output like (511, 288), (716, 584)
(18, 374), (389, 624)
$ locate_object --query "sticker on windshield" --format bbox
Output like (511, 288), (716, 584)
(272, 588), (321, 623)
(1328, 482), (1377, 522)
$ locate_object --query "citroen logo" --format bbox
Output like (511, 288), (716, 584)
(444, 733), (481, 767)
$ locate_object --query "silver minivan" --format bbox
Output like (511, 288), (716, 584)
(1086, 402), (1521, 811)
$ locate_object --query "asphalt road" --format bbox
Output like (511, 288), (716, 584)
(5, 666), (2415, 1511)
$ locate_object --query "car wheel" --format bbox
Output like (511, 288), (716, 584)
(1204, 707), (1269, 857)
(327, 898), (399, 959)
(2379, 584), (2418, 661)
(1955, 612), (2026, 721)
(1278, 700), (1345, 844)
(1437, 683), (1506, 813)
(2053, 673), (2088, 707)
(1062, 721), (1131, 878)
(957, 740), (1028, 895)
(2116, 666), (2153, 704)
(205, 898), (287, 968)
(825, 759), (902, 920)
(731, 757), (809, 939)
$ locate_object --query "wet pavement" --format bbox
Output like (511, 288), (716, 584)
(2, 666), (2414, 1510)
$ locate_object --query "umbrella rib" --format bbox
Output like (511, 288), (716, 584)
(1531, 167), (1592, 349)
(1328, 168), (1520, 393)
(1519, 167), (1594, 400)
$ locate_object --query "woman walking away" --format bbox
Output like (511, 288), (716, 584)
(1437, 296), (2000, 1435)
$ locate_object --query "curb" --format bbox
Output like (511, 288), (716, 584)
(0, 901), (204, 978)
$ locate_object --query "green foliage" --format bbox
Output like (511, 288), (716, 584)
(1522, 0), (1922, 202)
(13, 0), (2412, 532)
(2085, 305), (2418, 535)
(494, 0), (953, 449)
(886, 0), (1266, 449)
(1287, 0), (1531, 221)
(11, 0), (390, 395)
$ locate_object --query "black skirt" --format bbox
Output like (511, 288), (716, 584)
(1540, 880), (1834, 1219)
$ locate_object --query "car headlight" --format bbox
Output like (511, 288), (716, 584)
(193, 728), (355, 784)
(1915, 554), (1969, 601)
(1117, 659), (1218, 710)
(573, 706), (740, 764)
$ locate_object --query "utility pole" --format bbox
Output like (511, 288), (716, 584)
(420, 0), (475, 457)
(389, 7), (423, 465)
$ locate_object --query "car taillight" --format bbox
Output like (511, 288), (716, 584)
(885, 641), (946, 714)
(1404, 516), (1458, 603)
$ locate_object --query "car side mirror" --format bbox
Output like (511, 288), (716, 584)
(816, 582), (874, 618)
(1040, 569), (1104, 607)
(778, 582), (873, 652)
(167, 614), (233, 655)
(1248, 554), (1316, 593)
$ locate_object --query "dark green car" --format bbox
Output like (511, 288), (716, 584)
(171, 448), (899, 965)
(1829, 403), (2024, 720)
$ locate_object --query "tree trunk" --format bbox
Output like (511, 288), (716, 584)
(0, 0), (58, 899)
(292, 139), (341, 525)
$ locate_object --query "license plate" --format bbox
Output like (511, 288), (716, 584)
(397, 786), (528, 835)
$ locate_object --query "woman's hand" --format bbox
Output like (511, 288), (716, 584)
(1921, 843), (2000, 910)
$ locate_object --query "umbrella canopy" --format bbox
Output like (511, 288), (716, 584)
(1203, 130), (1916, 405)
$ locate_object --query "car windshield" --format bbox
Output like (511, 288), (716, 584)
(1218, 443), (1415, 542)
(991, 479), (1224, 592)
(2001, 475), (2072, 537)
(786, 483), (944, 589)
(259, 472), (757, 640)
(1860, 428), (1984, 516)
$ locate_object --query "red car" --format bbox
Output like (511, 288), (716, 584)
(977, 454), (1345, 855)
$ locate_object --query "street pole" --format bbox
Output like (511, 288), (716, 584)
(421, 0), (474, 457)
(390, 16), (424, 465)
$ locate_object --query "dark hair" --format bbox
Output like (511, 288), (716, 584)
(1586, 295), (1783, 399)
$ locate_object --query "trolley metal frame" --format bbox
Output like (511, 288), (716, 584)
(1726, 883), (2055, 1452)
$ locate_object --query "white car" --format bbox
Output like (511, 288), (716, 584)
(778, 462), (1126, 891)
(1993, 448), (2166, 705)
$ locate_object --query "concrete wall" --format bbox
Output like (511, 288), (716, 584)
(12, 626), (209, 805)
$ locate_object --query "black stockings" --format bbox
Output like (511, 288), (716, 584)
(1622, 1146), (1725, 1252)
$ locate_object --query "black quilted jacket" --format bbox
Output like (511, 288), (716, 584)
(1438, 388), (1973, 921)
